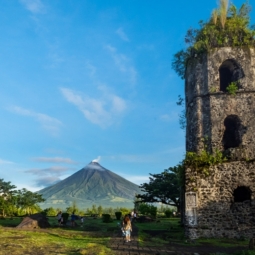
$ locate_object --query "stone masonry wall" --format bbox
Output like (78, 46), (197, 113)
(186, 161), (255, 238)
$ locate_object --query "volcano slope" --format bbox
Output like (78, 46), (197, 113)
(38, 161), (142, 209)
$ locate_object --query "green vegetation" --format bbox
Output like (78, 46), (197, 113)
(137, 218), (186, 247)
(226, 81), (239, 95)
(183, 138), (227, 190)
(114, 211), (122, 220)
(136, 165), (181, 211)
(164, 209), (172, 217)
(172, 0), (255, 79)
(0, 219), (112, 255)
(102, 214), (112, 223)
(211, 252), (255, 255)
(138, 203), (157, 218)
(136, 138), (227, 206)
(0, 217), (251, 254)
(0, 179), (45, 217)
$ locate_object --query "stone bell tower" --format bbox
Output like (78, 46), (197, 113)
(185, 47), (255, 239)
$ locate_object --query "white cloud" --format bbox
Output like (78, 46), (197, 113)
(109, 154), (157, 163)
(105, 44), (137, 85)
(116, 27), (129, 42)
(33, 157), (77, 164)
(60, 87), (127, 128)
(35, 176), (61, 187)
(137, 44), (155, 51)
(10, 106), (62, 135)
(19, 0), (45, 14)
(24, 166), (74, 189)
(160, 114), (171, 122)
(25, 166), (70, 176)
(0, 159), (14, 165)
(160, 112), (179, 122)
(47, 53), (64, 68)
(85, 62), (97, 77)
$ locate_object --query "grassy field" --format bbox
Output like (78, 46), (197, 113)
(0, 216), (116, 255)
(0, 216), (252, 255)
(135, 218), (249, 250)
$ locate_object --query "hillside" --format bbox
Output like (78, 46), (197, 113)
(38, 161), (142, 209)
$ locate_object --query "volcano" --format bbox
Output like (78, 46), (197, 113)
(38, 161), (142, 209)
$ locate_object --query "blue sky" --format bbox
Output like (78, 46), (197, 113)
(0, 0), (253, 191)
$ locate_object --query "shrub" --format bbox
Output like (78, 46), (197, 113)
(102, 214), (112, 223)
(165, 210), (172, 218)
(150, 206), (157, 218)
(115, 211), (122, 220)
(62, 213), (69, 224)
(43, 207), (57, 216)
(226, 81), (238, 95)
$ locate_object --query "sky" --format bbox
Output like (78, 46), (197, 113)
(0, 0), (254, 192)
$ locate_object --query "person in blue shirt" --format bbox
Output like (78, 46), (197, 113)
(71, 212), (75, 227)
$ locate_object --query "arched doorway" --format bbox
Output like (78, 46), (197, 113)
(222, 115), (242, 150)
(219, 59), (244, 92)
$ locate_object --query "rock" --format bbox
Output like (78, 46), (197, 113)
(16, 213), (50, 229)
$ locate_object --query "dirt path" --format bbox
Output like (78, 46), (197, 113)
(107, 223), (248, 255)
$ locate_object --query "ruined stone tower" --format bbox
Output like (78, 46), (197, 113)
(185, 47), (255, 238)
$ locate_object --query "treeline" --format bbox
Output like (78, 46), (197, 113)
(43, 202), (175, 218)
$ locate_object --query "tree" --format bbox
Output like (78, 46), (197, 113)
(44, 207), (57, 216)
(16, 188), (45, 215)
(97, 205), (103, 216)
(66, 201), (78, 214)
(136, 164), (184, 212)
(172, 1), (255, 79)
(0, 179), (17, 216)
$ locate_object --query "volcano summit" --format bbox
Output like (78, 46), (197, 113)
(38, 161), (142, 209)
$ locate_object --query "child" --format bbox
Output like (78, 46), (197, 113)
(80, 217), (84, 227)
(123, 215), (132, 242)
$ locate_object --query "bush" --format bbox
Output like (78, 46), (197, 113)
(139, 203), (157, 218)
(165, 210), (172, 218)
(102, 214), (112, 223)
(119, 207), (130, 217)
(43, 207), (57, 216)
(62, 213), (69, 224)
(115, 211), (122, 220)
(150, 206), (157, 218)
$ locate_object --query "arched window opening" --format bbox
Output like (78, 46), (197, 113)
(219, 59), (244, 92)
(222, 115), (242, 150)
(233, 186), (251, 202)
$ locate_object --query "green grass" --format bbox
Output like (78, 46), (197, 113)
(135, 217), (185, 246)
(0, 216), (251, 254)
(198, 238), (248, 248)
(135, 217), (249, 250)
(0, 216), (116, 255)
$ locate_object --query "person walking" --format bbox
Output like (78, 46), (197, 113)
(56, 211), (62, 226)
(80, 216), (84, 227)
(123, 215), (132, 242)
(71, 212), (76, 227)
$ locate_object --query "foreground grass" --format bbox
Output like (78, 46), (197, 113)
(136, 218), (185, 246)
(0, 217), (115, 255)
(135, 217), (249, 251)
(0, 216), (251, 254)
